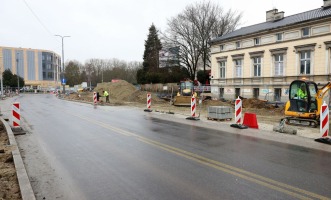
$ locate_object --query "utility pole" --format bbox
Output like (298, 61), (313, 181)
(55, 35), (70, 94)
(16, 53), (19, 94)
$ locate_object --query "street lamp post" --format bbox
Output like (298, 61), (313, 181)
(16, 53), (19, 94)
(55, 34), (70, 94)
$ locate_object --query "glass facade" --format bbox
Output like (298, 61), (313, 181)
(0, 47), (60, 87)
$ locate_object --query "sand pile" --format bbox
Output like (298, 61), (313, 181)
(95, 81), (137, 101)
(94, 80), (165, 103)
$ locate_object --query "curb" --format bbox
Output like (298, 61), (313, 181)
(0, 118), (36, 200)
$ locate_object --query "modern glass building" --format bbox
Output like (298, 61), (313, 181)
(0, 46), (61, 89)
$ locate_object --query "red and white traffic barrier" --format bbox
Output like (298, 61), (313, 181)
(144, 93), (152, 112)
(191, 95), (196, 117)
(235, 96), (242, 124)
(147, 93), (151, 109)
(320, 101), (329, 138)
(93, 92), (97, 105)
(12, 102), (20, 127)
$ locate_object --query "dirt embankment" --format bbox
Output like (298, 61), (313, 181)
(0, 121), (21, 200)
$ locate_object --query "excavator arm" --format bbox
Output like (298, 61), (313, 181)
(317, 82), (331, 99)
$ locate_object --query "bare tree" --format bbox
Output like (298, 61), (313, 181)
(163, 1), (242, 79)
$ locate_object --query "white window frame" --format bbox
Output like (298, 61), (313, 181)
(276, 33), (283, 41)
(219, 61), (226, 78)
(254, 38), (260, 46)
(274, 54), (284, 76)
(300, 50), (311, 75)
(236, 41), (241, 49)
(234, 59), (242, 77)
(220, 45), (224, 51)
(302, 27), (310, 37)
(253, 57), (261, 77)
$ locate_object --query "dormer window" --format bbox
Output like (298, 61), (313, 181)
(236, 41), (241, 49)
(276, 33), (283, 41)
(302, 27), (310, 37)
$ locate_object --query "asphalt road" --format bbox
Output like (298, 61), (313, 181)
(10, 94), (331, 199)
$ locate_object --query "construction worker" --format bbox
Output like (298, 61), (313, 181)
(297, 84), (307, 99)
(297, 84), (308, 112)
(103, 90), (110, 103)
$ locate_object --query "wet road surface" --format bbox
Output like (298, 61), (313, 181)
(15, 94), (331, 199)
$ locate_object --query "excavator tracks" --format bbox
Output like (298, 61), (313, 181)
(281, 117), (319, 128)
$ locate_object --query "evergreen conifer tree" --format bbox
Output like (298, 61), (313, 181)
(137, 24), (163, 84)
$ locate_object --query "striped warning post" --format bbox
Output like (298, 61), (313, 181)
(147, 93), (151, 109)
(93, 92), (97, 105)
(191, 95), (196, 117)
(320, 101), (329, 137)
(235, 97), (242, 124)
(12, 102), (20, 127)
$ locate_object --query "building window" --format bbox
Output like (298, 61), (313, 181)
(236, 41), (241, 49)
(47, 64), (52, 70)
(300, 51), (311, 74)
(302, 27), (310, 37)
(220, 45), (224, 51)
(276, 33), (283, 41)
(253, 57), (261, 77)
(234, 59), (242, 77)
(274, 54), (284, 76)
(219, 61), (226, 78)
(253, 88), (259, 99)
(219, 88), (224, 98)
(274, 88), (282, 101)
(254, 38), (260, 45)
(235, 88), (241, 98)
(47, 72), (53, 79)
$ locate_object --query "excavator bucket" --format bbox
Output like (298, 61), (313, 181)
(173, 96), (197, 106)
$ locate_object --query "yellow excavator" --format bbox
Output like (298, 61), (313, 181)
(173, 80), (198, 106)
(283, 79), (331, 127)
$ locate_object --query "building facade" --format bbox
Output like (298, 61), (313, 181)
(0, 46), (61, 89)
(210, 0), (331, 102)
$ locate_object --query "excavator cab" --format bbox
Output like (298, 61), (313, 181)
(288, 80), (318, 113)
(179, 81), (194, 96)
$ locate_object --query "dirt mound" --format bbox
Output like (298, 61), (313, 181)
(67, 80), (167, 105)
(242, 98), (267, 108)
(94, 80), (166, 103)
(94, 80), (137, 101)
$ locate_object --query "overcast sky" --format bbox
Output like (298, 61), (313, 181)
(1, 0), (323, 64)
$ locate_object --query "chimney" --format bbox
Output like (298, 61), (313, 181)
(274, 11), (284, 21)
(266, 9), (284, 22)
(266, 9), (278, 22)
(324, 0), (331, 7)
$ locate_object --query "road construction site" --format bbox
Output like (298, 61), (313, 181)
(64, 80), (322, 139)
(1, 80), (330, 200)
